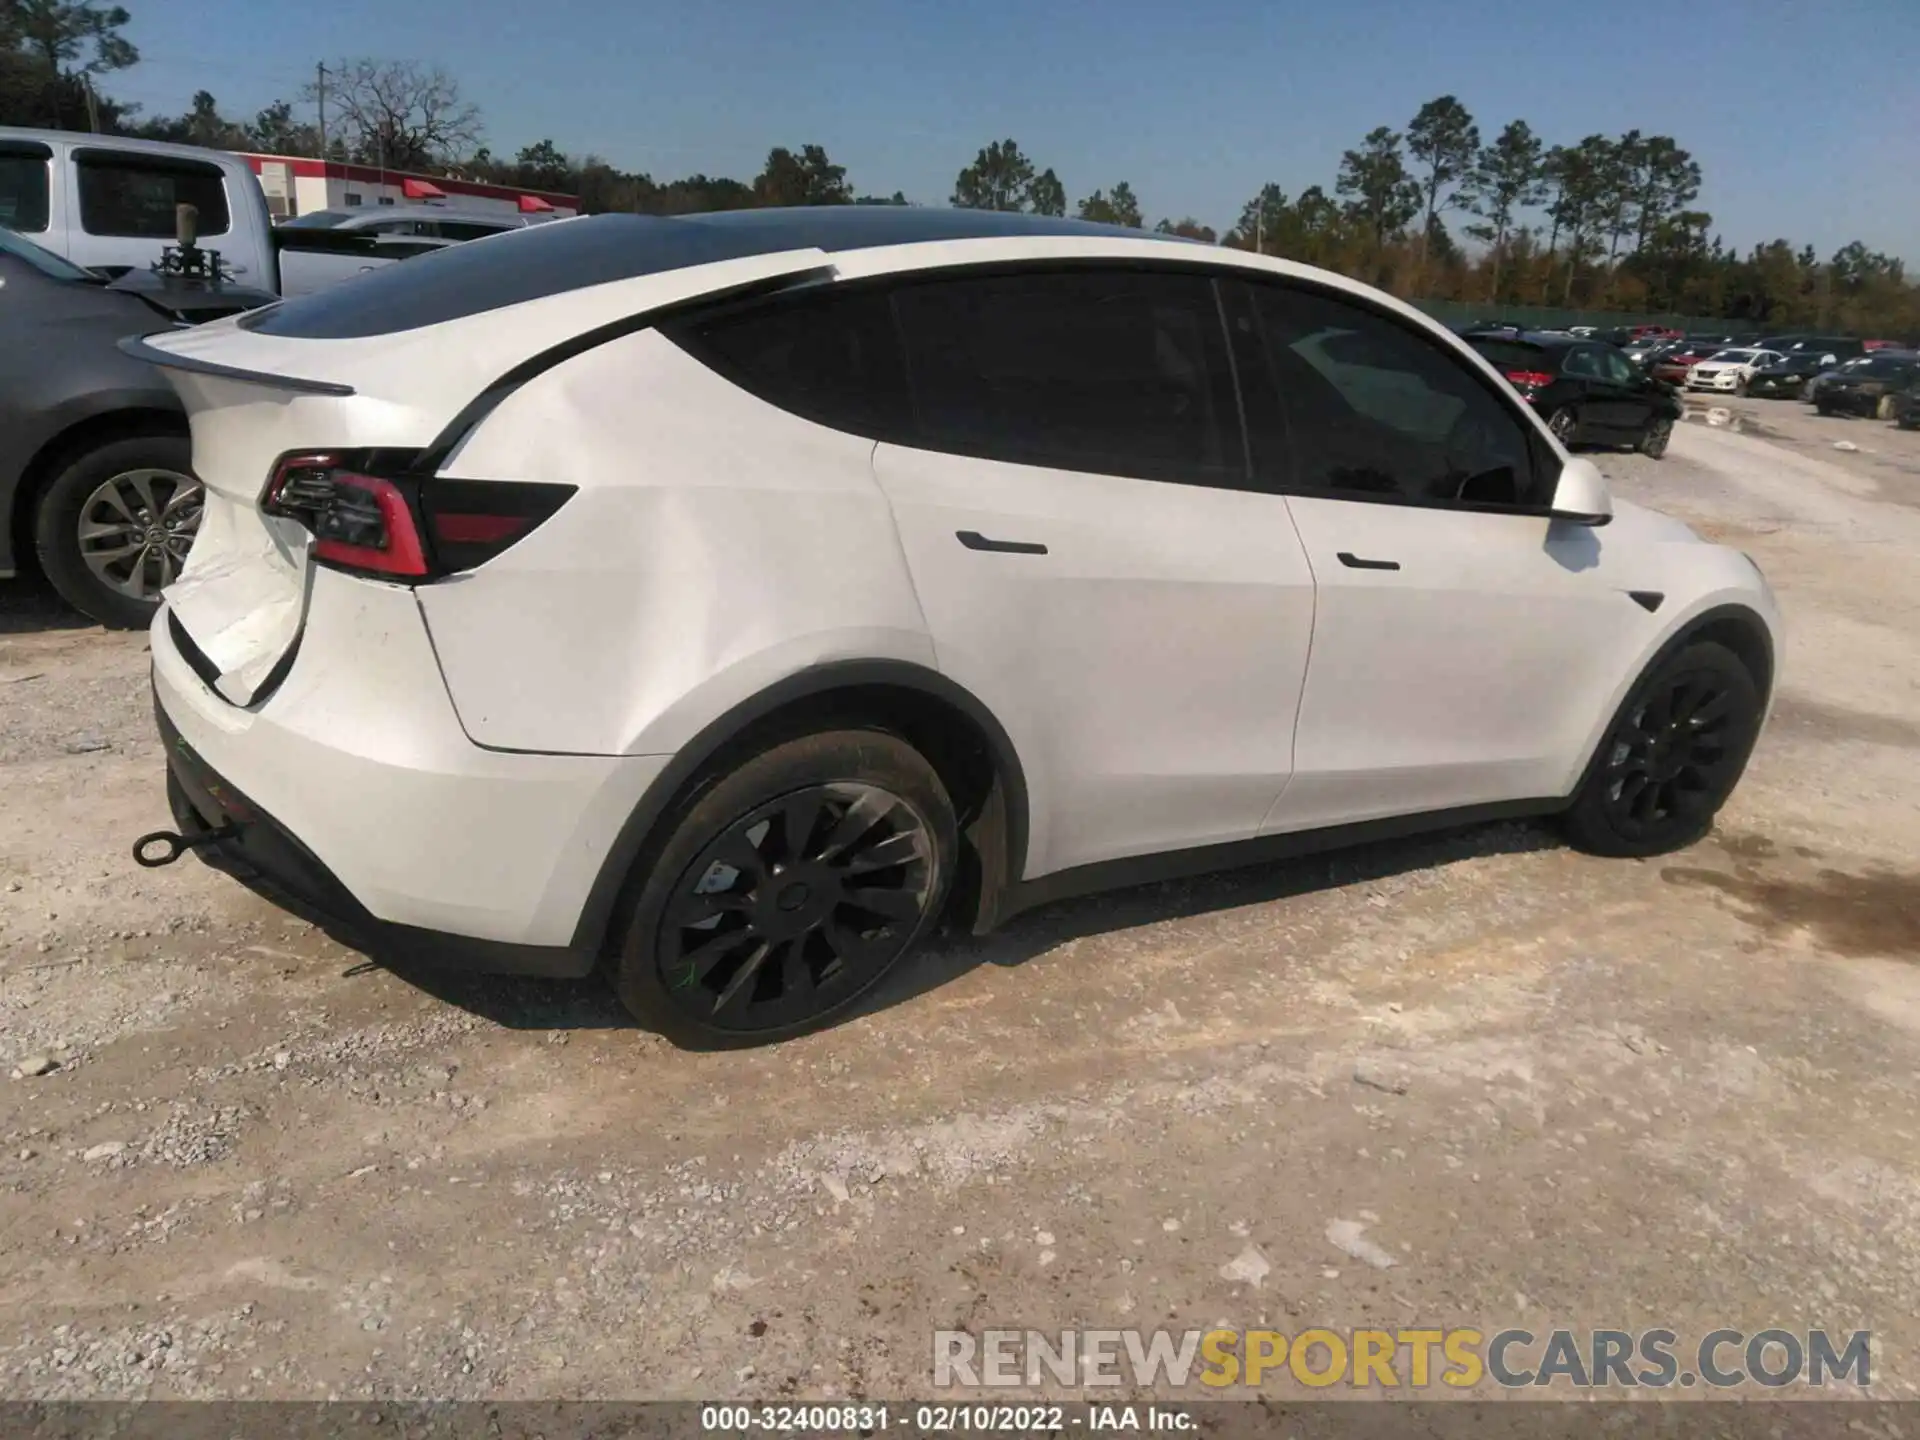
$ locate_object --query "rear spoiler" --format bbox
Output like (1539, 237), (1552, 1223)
(117, 334), (358, 397)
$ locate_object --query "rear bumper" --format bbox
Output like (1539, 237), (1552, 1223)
(150, 574), (670, 965)
(156, 696), (592, 976)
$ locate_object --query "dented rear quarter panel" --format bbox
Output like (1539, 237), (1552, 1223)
(419, 328), (935, 757)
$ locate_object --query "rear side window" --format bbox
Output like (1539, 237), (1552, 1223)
(1239, 280), (1542, 509)
(0, 143), (52, 232)
(889, 269), (1242, 485)
(75, 151), (230, 238)
(1599, 349), (1639, 385)
(667, 286), (911, 439)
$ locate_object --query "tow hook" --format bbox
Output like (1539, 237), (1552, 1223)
(132, 824), (238, 868)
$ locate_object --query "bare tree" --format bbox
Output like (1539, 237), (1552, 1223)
(302, 59), (481, 171)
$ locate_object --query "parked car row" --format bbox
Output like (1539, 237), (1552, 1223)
(1811, 350), (1920, 422)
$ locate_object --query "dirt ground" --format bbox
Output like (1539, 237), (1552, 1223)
(3, 398), (1918, 1403)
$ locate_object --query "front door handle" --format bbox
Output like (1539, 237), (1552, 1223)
(957, 530), (1048, 556)
(1337, 551), (1400, 571)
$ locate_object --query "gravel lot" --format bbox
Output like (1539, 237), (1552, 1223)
(2, 399), (1918, 1401)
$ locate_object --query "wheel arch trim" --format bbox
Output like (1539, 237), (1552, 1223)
(567, 658), (1031, 957)
(1563, 599), (1777, 802)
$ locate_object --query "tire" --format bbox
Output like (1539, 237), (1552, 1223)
(31, 433), (200, 630)
(1547, 406), (1580, 446)
(613, 728), (958, 1047)
(1815, 400), (1835, 417)
(1637, 418), (1674, 459)
(1734, 376), (1748, 397)
(1561, 640), (1763, 859)
(1876, 393), (1898, 421)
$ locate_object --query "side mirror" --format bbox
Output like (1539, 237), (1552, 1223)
(1549, 457), (1613, 527)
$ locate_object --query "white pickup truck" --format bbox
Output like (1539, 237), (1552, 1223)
(0, 128), (422, 298)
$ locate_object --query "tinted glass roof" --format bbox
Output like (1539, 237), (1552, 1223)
(244, 207), (1168, 340)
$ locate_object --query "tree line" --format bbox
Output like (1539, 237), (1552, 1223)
(3, 0), (1913, 337)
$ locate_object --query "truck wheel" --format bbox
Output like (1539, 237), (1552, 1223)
(33, 434), (200, 630)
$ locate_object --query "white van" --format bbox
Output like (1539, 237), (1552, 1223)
(0, 128), (411, 296)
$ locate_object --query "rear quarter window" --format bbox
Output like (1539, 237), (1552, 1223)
(664, 286), (912, 440)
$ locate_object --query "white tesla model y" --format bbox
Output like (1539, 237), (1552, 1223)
(127, 208), (1780, 1045)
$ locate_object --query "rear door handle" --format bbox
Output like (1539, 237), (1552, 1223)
(957, 530), (1048, 556)
(1337, 551), (1400, 571)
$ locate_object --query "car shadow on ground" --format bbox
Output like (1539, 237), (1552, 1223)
(363, 817), (1564, 1042)
(0, 575), (95, 637)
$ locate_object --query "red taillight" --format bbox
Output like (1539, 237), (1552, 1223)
(416, 479), (576, 573)
(263, 454), (428, 577)
(1506, 370), (1554, 390)
(260, 452), (574, 582)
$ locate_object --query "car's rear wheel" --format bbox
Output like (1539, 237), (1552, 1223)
(1547, 406), (1580, 446)
(614, 729), (957, 1047)
(32, 434), (200, 630)
(1876, 393), (1899, 421)
(1561, 640), (1763, 859)
(1638, 418), (1674, 459)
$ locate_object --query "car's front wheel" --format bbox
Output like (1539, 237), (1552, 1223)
(32, 433), (200, 630)
(614, 729), (957, 1046)
(1638, 418), (1674, 459)
(1561, 640), (1763, 858)
(1876, 394), (1899, 421)
(1546, 406), (1580, 446)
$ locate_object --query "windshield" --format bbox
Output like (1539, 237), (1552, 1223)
(1859, 355), (1916, 376)
(278, 209), (357, 229)
(0, 224), (97, 281)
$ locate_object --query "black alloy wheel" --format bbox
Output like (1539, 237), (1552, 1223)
(1638, 417), (1674, 459)
(615, 729), (956, 1046)
(1562, 641), (1762, 858)
(1547, 407), (1580, 445)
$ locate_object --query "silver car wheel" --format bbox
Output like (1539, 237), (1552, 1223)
(77, 468), (202, 600)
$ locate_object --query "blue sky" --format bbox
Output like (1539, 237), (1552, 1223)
(113, 0), (1918, 258)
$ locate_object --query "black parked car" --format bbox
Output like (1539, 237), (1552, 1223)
(0, 228), (276, 627)
(1747, 349), (1842, 399)
(1814, 351), (1920, 419)
(1464, 332), (1684, 457)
